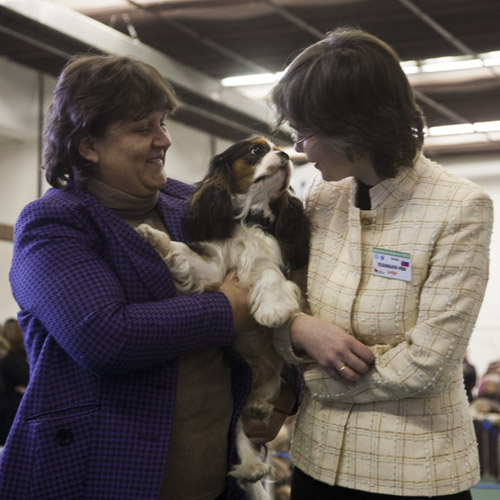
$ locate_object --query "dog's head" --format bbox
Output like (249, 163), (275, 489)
(184, 136), (310, 270)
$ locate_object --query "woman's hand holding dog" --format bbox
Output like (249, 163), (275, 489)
(218, 271), (256, 332)
(290, 314), (374, 382)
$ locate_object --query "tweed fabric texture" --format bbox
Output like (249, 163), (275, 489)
(275, 155), (493, 496)
(0, 178), (251, 500)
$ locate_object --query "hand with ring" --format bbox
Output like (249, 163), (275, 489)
(290, 314), (374, 382)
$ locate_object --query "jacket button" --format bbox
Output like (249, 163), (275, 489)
(54, 429), (73, 446)
(361, 218), (372, 226)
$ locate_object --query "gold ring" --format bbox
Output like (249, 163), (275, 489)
(339, 365), (347, 373)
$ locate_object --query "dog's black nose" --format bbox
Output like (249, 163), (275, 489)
(278, 151), (289, 160)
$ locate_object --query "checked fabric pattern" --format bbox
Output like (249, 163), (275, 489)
(275, 155), (493, 496)
(0, 178), (251, 500)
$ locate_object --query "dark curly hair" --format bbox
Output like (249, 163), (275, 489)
(43, 54), (179, 189)
(270, 27), (425, 179)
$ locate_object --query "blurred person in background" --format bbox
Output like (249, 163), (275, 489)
(0, 319), (29, 445)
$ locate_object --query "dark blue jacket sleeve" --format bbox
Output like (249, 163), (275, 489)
(10, 190), (235, 377)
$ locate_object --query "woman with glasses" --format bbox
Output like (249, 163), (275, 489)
(271, 27), (493, 500)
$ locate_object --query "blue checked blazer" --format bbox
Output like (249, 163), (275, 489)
(0, 178), (251, 500)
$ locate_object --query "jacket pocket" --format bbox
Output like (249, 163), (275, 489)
(27, 405), (98, 500)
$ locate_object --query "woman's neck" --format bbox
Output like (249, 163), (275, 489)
(353, 155), (381, 187)
(85, 177), (159, 218)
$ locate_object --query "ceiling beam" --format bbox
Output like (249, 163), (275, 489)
(398, 0), (500, 150)
(262, 0), (324, 40)
(125, 0), (271, 75)
(0, 0), (290, 143)
(398, 0), (500, 81)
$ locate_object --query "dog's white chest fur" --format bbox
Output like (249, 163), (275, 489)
(136, 222), (302, 499)
(137, 223), (301, 328)
(135, 136), (309, 500)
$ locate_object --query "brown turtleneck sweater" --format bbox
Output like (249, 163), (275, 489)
(86, 178), (232, 500)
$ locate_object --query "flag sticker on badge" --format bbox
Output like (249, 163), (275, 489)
(373, 248), (412, 282)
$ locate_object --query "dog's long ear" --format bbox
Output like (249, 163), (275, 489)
(183, 156), (236, 243)
(270, 190), (311, 270)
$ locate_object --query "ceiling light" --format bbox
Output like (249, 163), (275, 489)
(428, 124), (476, 136)
(474, 121), (500, 132)
(424, 131), (500, 149)
(420, 57), (484, 73)
(221, 72), (284, 87)
(484, 51), (500, 66)
(221, 49), (500, 89)
(400, 60), (419, 74)
(428, 120), (500, 136)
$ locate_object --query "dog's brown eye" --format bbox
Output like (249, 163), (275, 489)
(250, 145), (264, 156)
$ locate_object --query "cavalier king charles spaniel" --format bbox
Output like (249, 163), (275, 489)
(137, 137), (310, 499)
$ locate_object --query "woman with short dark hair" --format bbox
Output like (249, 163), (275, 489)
(0, 54), (259, 500)
(43, 55), (179, 189)
(271, 28), (493, 499)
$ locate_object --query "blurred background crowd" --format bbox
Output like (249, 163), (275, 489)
(0, 318), (29, 447)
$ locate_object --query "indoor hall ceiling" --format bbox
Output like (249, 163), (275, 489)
(1, 0), (500, 156)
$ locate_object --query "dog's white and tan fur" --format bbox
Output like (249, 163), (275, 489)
(137, 137), (310, 499)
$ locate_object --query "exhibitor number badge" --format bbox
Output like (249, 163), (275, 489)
(372, 247), (412, 282)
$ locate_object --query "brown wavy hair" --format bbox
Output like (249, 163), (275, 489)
(44, 54), (178, 189)
(271, 27), (425, 179)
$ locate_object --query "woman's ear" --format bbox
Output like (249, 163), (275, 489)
(78, 135), (99, 164)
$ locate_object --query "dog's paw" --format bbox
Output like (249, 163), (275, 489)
(253, 301), (298, 328)
(135, 224), (171, 256)
(251, 279), (301, 327)
(135, 223), (157, 245)
(229, 461), (270, 484)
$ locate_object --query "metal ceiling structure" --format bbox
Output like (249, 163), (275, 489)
(1, 0), (500, 156)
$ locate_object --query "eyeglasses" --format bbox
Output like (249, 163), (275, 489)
(290, 131), (315, 145)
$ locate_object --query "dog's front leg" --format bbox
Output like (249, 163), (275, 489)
(166, 241), (226, 294)
(229, 421), (270, 500)
(233, 231), (302, 328)
(136, 224), (226, 294)
(136, 223), (172, 259)
(250, 269), (302, 328)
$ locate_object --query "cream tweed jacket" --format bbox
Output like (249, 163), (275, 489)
(275, 155), (493, 496)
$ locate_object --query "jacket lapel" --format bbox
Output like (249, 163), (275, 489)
(81, 190), (179, 301)
(155, 191), (189, 243)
